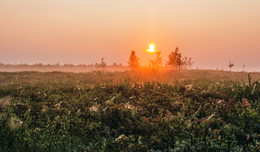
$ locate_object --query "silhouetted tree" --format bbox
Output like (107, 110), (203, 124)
(128, 50), (140, 68)
(155, 51), (162, 68)
(228, 62), (234, 71)
(167, 47), (182, 70)
(150, 51), (162, 70)
(112, 62), (117, 67)
(167, 46), (193, 70)
(100, 57), (106, 69)
(182, 57), (194, 69)
(95, 63), (99, 68)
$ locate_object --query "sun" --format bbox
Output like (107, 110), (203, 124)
(146, 44), (156, 53)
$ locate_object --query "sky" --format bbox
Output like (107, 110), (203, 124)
(0, 0), (260, 71)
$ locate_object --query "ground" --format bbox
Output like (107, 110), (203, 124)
(0, 70), (259, 151)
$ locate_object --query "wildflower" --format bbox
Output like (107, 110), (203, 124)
(106, 97), (115, 105)
(34, 128), (41, 132)
(242, 98), (250, 107)
(185, 84), (193, 91)
(143, 118), (149, 122)
(165, 111), (174, 121)
(151, 119), (157, 122)
(124, 103), (134, 109)
(217, 100), (224, 104)
(41, 105), (48, 112)
(129, 96), (135, 99)
(89, 105), (98, 112)
(55, 101), (63, 110)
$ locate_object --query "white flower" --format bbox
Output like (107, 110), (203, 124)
(129, 96), (135, 99)
(106, 97), (115, 105)
(217, 100), (224, 104)
(124, 103), (134, 110)
(89, 106), (98, 112)
(185, 84), (193, 91)
(115, 134), (125, 142)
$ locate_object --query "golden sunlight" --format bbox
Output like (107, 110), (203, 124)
(146, 44), (156, 53)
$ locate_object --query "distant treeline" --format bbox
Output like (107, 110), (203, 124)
(0, 62), (123, 68)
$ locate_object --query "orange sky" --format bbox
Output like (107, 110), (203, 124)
(0, 0), (260, 71)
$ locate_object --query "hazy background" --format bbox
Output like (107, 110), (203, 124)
(1, 0), (260, 71)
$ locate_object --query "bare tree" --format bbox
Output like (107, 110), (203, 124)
(182, 57), (194, 69)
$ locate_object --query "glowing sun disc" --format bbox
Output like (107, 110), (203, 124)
(147, 44), (156, 53)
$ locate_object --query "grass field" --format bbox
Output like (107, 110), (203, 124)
(0, 70), (259, 151)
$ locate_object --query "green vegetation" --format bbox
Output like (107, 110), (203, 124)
(0, 70), (259, 151)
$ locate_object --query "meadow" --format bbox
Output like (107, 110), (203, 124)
(0, 70), (259, 151)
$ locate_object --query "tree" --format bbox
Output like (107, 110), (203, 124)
(167, 46), (193, 70)
(100, 57), (106, 69)
(112, 62), (118, 67)
(175, 47), (182, 69)
(167, 47), (182, 70)
(182, 57), (194, 69)
(128, 50), (140, 68)
(149, 51), (162, 70)
(155, 51), (162, 68)
(228, 62), (234, 71)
